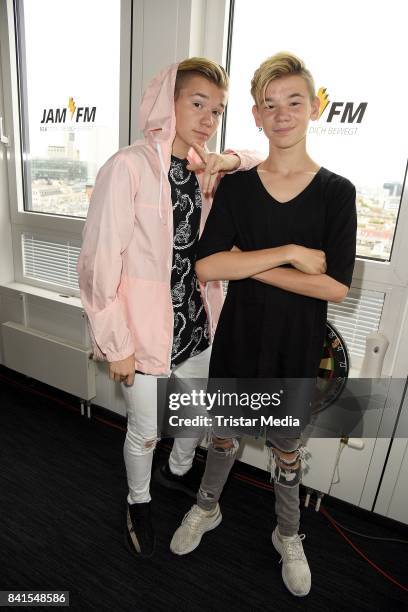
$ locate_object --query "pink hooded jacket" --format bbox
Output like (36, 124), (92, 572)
(77, 62), (260, 375)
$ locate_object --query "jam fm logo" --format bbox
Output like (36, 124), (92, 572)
(40, 97), (96, 124)
(317, 87), (367, 123)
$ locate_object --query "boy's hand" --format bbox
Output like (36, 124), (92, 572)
(108, 354), (136, 386)
(290, 245), (326, 275)
(186, 143), (240, 195)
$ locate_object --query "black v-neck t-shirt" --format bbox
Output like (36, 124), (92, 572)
(197, 166), (357, 378)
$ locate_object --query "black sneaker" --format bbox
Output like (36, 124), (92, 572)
(124, 501), (155, 558)
(153, 461), (202, 498)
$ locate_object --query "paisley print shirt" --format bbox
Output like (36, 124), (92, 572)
(168, 155), (210, 368)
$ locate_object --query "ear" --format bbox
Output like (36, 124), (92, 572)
(310, 95), (320, 121)
(252, 104), (262, 128)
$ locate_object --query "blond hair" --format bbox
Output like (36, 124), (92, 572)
(175, 57), (229, 97)
(251, 52), (315, 105)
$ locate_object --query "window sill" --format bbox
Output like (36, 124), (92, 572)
(0, 281), (83, 309)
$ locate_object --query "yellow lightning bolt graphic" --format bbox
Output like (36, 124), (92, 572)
(317, 87), (329, 119)
(68, 97), (76, 120)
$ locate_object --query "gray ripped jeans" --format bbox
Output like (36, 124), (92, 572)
(197, 432), (309, 537)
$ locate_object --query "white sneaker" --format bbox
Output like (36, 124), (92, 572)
(170, 504), (222, 555)
(272, 527), (311, 597)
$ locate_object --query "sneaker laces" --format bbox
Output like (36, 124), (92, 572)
(278, 533), (306, 563)
(181, 505), (210, 532)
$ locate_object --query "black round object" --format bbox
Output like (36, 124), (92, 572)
(312, 321), (350, 414)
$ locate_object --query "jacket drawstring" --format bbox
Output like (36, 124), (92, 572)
(156, 142), (169, 225)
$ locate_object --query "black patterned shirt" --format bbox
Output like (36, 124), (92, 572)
(169, 155), (210, 368)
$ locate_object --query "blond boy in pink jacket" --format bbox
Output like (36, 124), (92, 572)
(77, 58), (262, 557)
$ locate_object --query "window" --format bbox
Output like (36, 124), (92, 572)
(225, 0), (408, 262)
(1, 0), (130, 293)
(15, 0), (121, 218)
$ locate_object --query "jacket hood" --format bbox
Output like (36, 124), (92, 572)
(138, 61), (206, 169)
(139, 63), (178, 145)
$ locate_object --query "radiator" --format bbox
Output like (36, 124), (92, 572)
(1, 321), (96, 400)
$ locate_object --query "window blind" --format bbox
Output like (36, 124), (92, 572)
(327, 288), (385, 358)
(22, 232), (81, 290)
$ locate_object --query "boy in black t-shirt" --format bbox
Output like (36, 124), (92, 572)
(169, 52), (357, 598)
